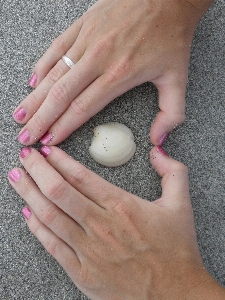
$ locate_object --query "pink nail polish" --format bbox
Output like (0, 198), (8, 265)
(14, 107), (26, 121)
(156, 146), (169, 156)
(40, 132), (53, 145)
(22, 207), (31, 220)
(20, 147), (31, 158)
(29, 73), (37, 87)
(18, 129), (30, 144)
(8, 169), (21, 182)
(40, 146), (51, 157)
(158, 133), (169, 146)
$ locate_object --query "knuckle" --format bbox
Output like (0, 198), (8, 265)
(28, 157), (41, 174)
(171, 113), (186, 128)
(21, 183), (34, 201)
(178, 163), (188, 175)
(49, 83), (69, 107)
(83, 22), (96, 40)
(70, 98), (87, 116)
(29, 220), (41, 237)
(47, 65), (65, 85)
(75, 202), (91, 225)
(106, 59), (131, 83)
(91, 36), (113, 59)
(110, 197), (131, 217)
(69, 168), (87, 187)
(45, 180), (66, 201)
(77, 266), (93, 288)
(45, 238), (58, 257)
(50, 34), (65, 53)
(28, 91), (39, 106)
(40, 205), (58, 226)
(172, 162), (188, 177)
(32, 113), (44, 130)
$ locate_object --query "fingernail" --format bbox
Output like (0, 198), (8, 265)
(20, 147), (31, 158)
(156, 146), (169, 156)
(22, 207), (31, 220)
(40, 146), (51, 157)
(40, 132), (53, 145)
(158, 133), (169, 146)
(8, 169), (21, 182)
(29, 73), (37, 87)
(18, 129), (30, 144)
(14, 107), (26, 121)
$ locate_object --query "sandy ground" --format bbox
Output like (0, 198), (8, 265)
(0, 0), (225, 299)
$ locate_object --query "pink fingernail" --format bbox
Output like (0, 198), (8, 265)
(20, 147), (31, 158)
(18, 129), (30, 144)
(29, 73), (37, 87)
(14, 107), (26, 121)
(8, 169), (21, 182)
(156, 146), (169, 156)
(22, 207), (31, 220)
(40, 146), (51, 157)
(40, 132), (53, 145)
(158, 133), (169, 146)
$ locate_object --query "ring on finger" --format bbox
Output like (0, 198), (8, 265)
(62, 55), (75, 69)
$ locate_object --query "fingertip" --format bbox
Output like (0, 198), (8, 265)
(13, 107), (27, 123)
(18, 129), (31, 145)
(150, 146), (187, 178)
(40, 132), (53, 145)
(22, 207), (32, 220)
(150, 146), (190, 209)
(28, 73), (38, 88)
(150, 146), (169, 176)
(8, 168), (22, 183)
(40, 145), (52, 157)
(150, 111), (185, 146)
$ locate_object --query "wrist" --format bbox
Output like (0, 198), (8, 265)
(156, 261), (225, 300)
(186, 269), (225, 300)
(184, 0), (215, 17)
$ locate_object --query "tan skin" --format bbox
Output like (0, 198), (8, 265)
(10, 0), (225, 298)
(8, 146), (225, 299)
(14, 0), (213, 146)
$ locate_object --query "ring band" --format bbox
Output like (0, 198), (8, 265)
(62, 55), (75, 68)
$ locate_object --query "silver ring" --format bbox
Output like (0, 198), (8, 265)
(62, 55), (75, 68)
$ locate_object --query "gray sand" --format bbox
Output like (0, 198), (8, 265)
(0, 0), (225, 299)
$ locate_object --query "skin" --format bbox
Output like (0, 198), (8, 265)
(14, 0), (214, 146)
(8, 146), (225, 299)
(10, 0), (224, 298)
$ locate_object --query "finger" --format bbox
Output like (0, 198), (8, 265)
(8, 167), (86, 251)
(21, 206), (81, 280)
(150, 74), (187, 146)
(150, 146), (190, 210)
(17, 148), (101, 229)
(13, 41), (86, 126)
(14, 61), (69, 125)
(17, 55), (99, 145)
(29, 19), (83, 87)
(40, 72), (136, 145)
(40, 146), (130, 210)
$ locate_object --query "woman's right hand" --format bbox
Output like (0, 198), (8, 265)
(8, 145), (225, 299)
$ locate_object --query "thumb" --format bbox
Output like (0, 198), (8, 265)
(150, 76), (186, 146)
(150, 146), (190, 209)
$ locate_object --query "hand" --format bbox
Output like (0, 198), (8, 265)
(8, 146), (224, 299)
(14, 0), (210, 146)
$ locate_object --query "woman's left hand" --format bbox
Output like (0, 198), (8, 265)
(8, 146), (212, 299)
